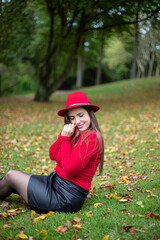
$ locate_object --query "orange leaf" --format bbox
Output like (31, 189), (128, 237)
(73, 224), (82, 230)
(55, 223), (68, 235)
(73, 216), (81, 223)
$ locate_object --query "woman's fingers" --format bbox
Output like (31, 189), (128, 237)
(61, 124), (75, 137)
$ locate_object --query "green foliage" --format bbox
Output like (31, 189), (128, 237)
(103, 36), (132, 80)
(2, 62), (36, 95)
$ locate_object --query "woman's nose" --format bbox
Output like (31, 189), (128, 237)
(75, 117), (80, 125)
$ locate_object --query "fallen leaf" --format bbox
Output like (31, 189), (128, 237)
(55, 223), (68, 235)
(145, 211), (160, 220)
(3, 224), (13, 229)
(33, 215), (46, 222)
(73, 216), (81, 223)
(94, 202), (103, 208)
(119, 198), (129, 202)
(73, 224), (82, 230)
(31, 210), (36, 216)
(8, 208), (18, 213)
(25, 167), (32, 171)
(87, 211), (93, 217)
(109, 194), (120, 200)
(1, 212), (8, 218)
(16, 233), (28, 239)
(122, 226), (145, 234)
(104, 208), (111, 215)
(102, 235), (109, 240)
(136, 201), (144, 208)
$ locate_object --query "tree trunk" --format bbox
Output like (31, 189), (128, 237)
(76, 39), (84, 89)
(148, 51), (155, 77)
(76, 54), (83, 89)
(34, 61), (51, 101)
(156, 63), (160, 77)
(0, 73), (1, 96)
(130, 4), (139, 79)
(95, 37), (104, 85)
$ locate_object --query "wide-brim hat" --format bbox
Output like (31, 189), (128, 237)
(57, 91), (100, 117)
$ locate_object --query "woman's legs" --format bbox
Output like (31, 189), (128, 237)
(0, 170), (31, 203)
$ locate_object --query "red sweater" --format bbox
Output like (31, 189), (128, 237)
(49, 130), (102, 191)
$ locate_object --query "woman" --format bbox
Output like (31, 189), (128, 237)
(0, 91), (104, 213)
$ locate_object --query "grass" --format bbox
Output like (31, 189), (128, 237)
(0, 77), (160, 240)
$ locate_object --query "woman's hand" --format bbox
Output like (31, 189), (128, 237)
(61, 123), (76, 137)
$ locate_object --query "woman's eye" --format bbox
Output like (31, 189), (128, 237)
(70, 117), (74, 121)
(79, 114), (83, 117)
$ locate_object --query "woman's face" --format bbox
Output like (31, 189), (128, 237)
(68, 107), (91, 131)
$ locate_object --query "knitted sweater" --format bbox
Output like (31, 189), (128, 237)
(49, 130), (102, 191)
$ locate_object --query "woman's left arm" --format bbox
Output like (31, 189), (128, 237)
(49, 135), (61, 161)
(60, 131), (99, 177)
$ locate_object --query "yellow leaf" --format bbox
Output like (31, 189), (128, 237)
(33, 215), (46, 222)
(25, 167), (32, 171)
(122, 176), (127, 182)
(31, 210), (37, 216)
(16, 233), (28, 239)
(8, 208), (17, 213)
(2, 212), (8, 217)
(102, 235), (109, 240)
(119, 199), (128, 202)
(94, 203), (103, 208)
(44, 211), (55, 217)
(109, 194), (120, 200)
(73, 224), (82, 230)
(146, 190), (152, 193)
(87, 211), (93, 217)
(136, 201), (144, 208)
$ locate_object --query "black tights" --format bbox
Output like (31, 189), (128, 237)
(0, 170), (31, 203)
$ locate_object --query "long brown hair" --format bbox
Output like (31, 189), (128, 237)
(64, 106), (104, 175)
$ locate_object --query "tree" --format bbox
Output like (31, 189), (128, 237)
(1, 0), (160, 100)
(76, 39), (85, 89)
(95, 36), (104, 85)
(130, 0), (160, 78)
(137, 27), (160, 78)
(130, 2), (140, 79)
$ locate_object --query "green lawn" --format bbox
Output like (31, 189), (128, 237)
(0, 77), (160, 240)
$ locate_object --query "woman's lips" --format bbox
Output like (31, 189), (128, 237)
(77, 124), (84, 129)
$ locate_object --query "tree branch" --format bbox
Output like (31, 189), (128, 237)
(85, 6), (160, 31)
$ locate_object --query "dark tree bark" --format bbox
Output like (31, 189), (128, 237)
(95, 37), (104, 85)
(76, 39), (85, 89)
(130, 3), (139, 79)
(76, 54), (83, 89)
(0, 73), (1, 96)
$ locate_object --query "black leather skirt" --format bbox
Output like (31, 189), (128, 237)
(27, 172), (88, 214)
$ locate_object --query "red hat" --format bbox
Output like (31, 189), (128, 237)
(57, 91), (100, 117)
